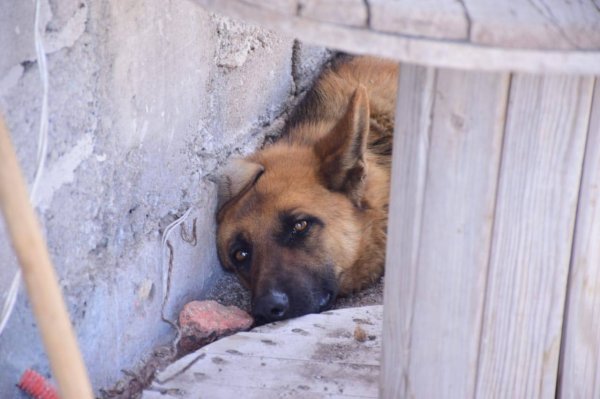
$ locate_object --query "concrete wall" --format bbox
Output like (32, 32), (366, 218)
(0, 0), (329, 395)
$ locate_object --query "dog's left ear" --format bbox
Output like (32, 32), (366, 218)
(216, 158), (264, 210)
(314, 85), (370, 206)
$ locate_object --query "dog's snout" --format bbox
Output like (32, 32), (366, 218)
(252, 290), (289, 323)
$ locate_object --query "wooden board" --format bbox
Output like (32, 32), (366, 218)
(475, 74), (594, 398)
(381, 64), (435, 398)
(371, 0), (600, 50)
(242, 0), (297, 15)
(558, 79), (600, 398)
(192, 0), (600, 74)
(465, 0), (600, 50)
(298, 0), (367, 27)
(369, 0), (468, 40)
(381, 65), (509, 398)
(144, 306), (382, 399)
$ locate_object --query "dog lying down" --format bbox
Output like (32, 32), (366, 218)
(216, 56), (398, 324)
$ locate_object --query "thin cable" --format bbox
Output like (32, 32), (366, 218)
(160, 208), (192, 306)
(31, 0), (50, 204)
(0, 269), (21, 335)
(159, 208), (192, 355)
(0, 0), (49, 336)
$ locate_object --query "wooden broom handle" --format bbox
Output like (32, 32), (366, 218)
(0, 115), (93, 398)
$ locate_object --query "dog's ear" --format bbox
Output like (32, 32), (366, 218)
(314, 85), (370, 206)
(216, 158), (264, 209)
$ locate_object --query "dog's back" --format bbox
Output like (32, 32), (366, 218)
(283, 56), (398, 160)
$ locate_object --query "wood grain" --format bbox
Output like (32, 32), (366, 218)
(298, 0), (367, 27)
(192, 0), (600, 74)
(381, 63), (435, 399)
(381, 65), (509, 398)
(242, 0), (297, 15)
(558, 79), (600, 399)
(464, 0), (600, 50)
(146, 306), (382, 399)
(475, 74), (594, 398)
(369, 0), (468, 40)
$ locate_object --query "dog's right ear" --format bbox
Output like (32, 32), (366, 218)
(314, 85), (370, 207)
(216, 158), (264, 209)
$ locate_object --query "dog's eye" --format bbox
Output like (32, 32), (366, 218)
(232, 249), (249, 264)
(293, 220), (309, 234)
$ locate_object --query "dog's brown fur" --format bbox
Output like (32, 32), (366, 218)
(216, 56), (398, 323)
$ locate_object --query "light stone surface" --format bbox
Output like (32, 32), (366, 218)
(0, 0), (330, 395)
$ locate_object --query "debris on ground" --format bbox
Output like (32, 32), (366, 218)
(203, 272), (251, 312)
(100, 346), (173, 399)
(178, 300), (253, 355)
(334, 276), (384, 310)
(100, 273), (383, 398)
(353, 324), (367, 342)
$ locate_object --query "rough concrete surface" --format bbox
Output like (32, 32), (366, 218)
(0, 0), (331, 396)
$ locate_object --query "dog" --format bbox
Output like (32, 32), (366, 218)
(216, 56), (398, 324)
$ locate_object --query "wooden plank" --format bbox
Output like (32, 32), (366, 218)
(145, 383), (358, 399)
(381, 65), (509, 398)
(464, 0), (600, 50)
(558, 79), (600, 398)
(369, 0), (468, 40)
(298, 0), (367, 27)
(146, 306), (382, 399)
(149, 353), (378, 398)
(192, 0), (600, 75)
(408, 68), (509, 398)
(242, 0), (297, 15)
(475, 74), (594, 398)
(164, 307), (381, 369)
(381, 64), (435, 399)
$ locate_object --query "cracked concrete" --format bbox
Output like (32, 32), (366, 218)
(0, 0), (331, 395)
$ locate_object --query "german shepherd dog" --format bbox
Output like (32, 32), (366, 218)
(216, 56), (398, 324)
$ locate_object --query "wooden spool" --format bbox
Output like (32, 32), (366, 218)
(189, 1), (600, 398)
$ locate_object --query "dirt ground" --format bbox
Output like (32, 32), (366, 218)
(100, 272), (384, 398)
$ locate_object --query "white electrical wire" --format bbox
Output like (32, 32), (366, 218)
(160, 208), (193, 311)
(31, 0), (50, 204)
(0, 270), (22, 335)
(0, 0), (50, 336)
(159, 208), (193, 355)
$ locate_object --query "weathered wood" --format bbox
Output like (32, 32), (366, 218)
(192, 0), (600, 74)
(145, 383), (364, 399)
(145, 306), (382, 399)
(298, 0), (367, 27)
(150, 353), (378, 398)
(558, 79), (600, 398)
(242, 0), (297, 15)
(465, 0), (600, 50)
(381, 65), (509, 398)
(381, 64), (435, 399)
(184, 2), (600, 397)
(370, 0), (468, 40)
(475, 74), (594, 398)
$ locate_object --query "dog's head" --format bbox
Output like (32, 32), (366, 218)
(216, 87), (371, 324)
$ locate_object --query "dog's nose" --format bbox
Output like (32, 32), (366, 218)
(252, 290), (289, 323)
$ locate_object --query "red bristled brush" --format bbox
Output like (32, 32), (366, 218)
(18, 369), (60, 399)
